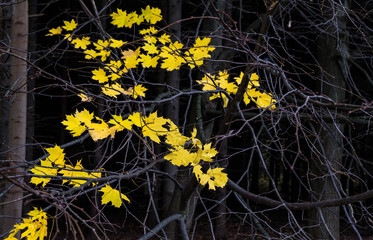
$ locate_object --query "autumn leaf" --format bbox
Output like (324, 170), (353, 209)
(101, 83), (126, 98)
(197, 142), (218, 162)
(71, 36), (91, 50)
(93, 39), (110, 50)
(58, 160), (89, 187)
(100, 184), (130, 208)
(139, 54), (159, 68)
(92, 68), (109, 83)
(62, 19), (77, 31)
(164, 146), (198, 166)
(193, 165), (228, 190)
(86, 117), (111, 141)
(141, 112), (169, 143)
(132, 84), (147, 99)
(46, 27), (62, 36)
(109, 38), (126, 48)
(4, 208), (48, 240)
(61, 109), (93, 137)
(30, 159), (58, 187)
(45, 145), (65, 166)
(141, 5), (162, 25)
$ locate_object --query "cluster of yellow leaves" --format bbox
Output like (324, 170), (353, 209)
(197, 71), (276, 109)
(29, 145), (101, 187)
(164, 127), (228, 190)
(61, 109), (229, 190)
(111, 5), (162, 28)
(46, 6), (215, 100)
(5, 208), (48, 240)
(29, 145), (129, 208)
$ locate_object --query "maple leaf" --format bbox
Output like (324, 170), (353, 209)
(30, 159), (58, 187)
(139, 26), (158, 35)
(100, 184), (130, 208)
(193, 165), (228, 190)
(164, 146), (198, 166)
(61, 114), (86, 137)
(132, 84), (147, 99)
(142, 42), (159, 54)
(128, 112), (143, 127)
(101, 83), (125, 98)
(141, 5), (162, 24)
(161, 55), (185, 71)
(122, 48), (141, 69)
(139, 54), (159, 68)
(45, 145), (65, 166)
(94, 39), (110, 51)
(197, 74), (218, 91)
(197, 142), (218, 162)
(109, 38), (126, 48)
(255, 93), (276, 109)
(84, 49), (99, 60)
(92, 68), (109, 83)
(86, 117), (111, 141)
(5, 208), (48, 240)
(108, 115), (133, 135)
(141, 112), (169, 143)
(59, 160), (89, 187)
(74, 108), (94, 125)
(165, 121), (189, 146)
(111, 9), (142, 28)
(71, 36), (91, 50)
(77, 93), (94, 102)
(158, 33), (171, 44)
(46, 26), (62, 36)
(62, 19), (77, 31)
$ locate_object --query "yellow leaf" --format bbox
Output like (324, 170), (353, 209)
(101, 83), (126, 98)
(109, 38), (126, 48)
(86, 118), (111, 141)
(197, 142), (218, 162)
(139, 26), (158, 35)
(71, 36), (91, 50)
(92, 68), (109, 83)
(59, 160), (89, 187)
(142, 42), (159, 54)
(5, 208), (48, 240)
(158, 33), (171, 44)
(46, 26), (62, 36)
(164, 146), (198, 166)
(84, 49), (99, 60)
(108, 115), (133, 134)
(139, 54), (159, 68)
(61, 114), (87, 137)
(30, 159), (58, 187)
(141, 5), (162, 25)
(111, 9), (142, 28)
(141, 112), (169, 143)
(100, 184), (130, 208)
(62, 19), (77, 31)
(94, 39), (110, 51)
(45, 145), (65, 166)
(78, 93), (94, 102)
(132, 84), (147, 99)
(193, 165), (228, 190)
(128, 112), (143, 127)
(74, 108), (94, 125)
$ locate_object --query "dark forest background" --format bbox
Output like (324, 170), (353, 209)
(1, 0), (373, 239)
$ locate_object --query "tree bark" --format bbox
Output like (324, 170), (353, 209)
(309, 2), (348, 239)
(1, 0), (29, 237)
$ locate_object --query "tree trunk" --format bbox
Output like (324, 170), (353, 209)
(1, 0), (29, 237)
(162, 0), (182, 238)
(309, 2), (348, 239)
